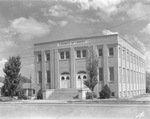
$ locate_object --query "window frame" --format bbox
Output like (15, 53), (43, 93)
(109, 48), (114, 56)
(46, 53), (50, 61)
(99, 67), (103, 81)
(98, 48), (103, 56)
(46, 70), (50, 84)
(37, 71), (42, 84)
(109, 67), (114, 82)
(37, 54), (42, 62)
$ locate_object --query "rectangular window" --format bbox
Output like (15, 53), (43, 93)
(99, 49), (103, 56)
(37, 54), (42, 62)
(109, 67), (114, 81)
(119, 47), (122, 58)
(60, 52), (65, 59)
(38, 71), (42, 83)
(123, 49), (125, 60)
(131, 53), (133, 63)
(66, 51), (70, 59)
(77, 50), (81, 58)
(122, 68), (125, 83)
(82, 50), (87, 57)
(99, 68), (103, 81)
(109, 48), (114, 56)
(46, 70), (50, 83)
(127, 52), (129, 61)
(46, 53), (50, 61)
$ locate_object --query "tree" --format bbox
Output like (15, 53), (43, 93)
(2, 56), (21, 97)
(84, 46), (98, 99)
(18, 75), (32, 83)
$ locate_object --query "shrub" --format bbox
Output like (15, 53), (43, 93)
(86, 92), (97, 99)
(99, 84), (111, 99)
(18, 94), (28, 100)
(146, 86), (150, 93)
(37, 89), (43, 99)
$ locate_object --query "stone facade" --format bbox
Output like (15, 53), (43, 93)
(34, 34), (146, 99)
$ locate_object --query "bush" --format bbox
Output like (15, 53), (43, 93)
(37, 89), (43, 99)
(99, 84), (111, 99)
(18, 94), (28, 100)
(146, 86), (150, 93)
(86, 92), (97, 99)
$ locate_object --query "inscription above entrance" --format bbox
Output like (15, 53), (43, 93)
(57, 40), (87, 46)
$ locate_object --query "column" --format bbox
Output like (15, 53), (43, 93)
(129, 52), (131, 96)
(114, 45), (119, 97)
(41, 51), (46, 99)
(120, 46), (123, 97)
(50, 49), (55, 89)
(103, 45), (108, 85)
(54, 49), (59, 89)
(34, 52), (38, 95)
(70, 47), (76, 88)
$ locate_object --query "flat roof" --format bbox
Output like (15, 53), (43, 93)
(34, 33), (144, 55)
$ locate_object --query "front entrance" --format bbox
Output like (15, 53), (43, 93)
(76, 71), (87, 88)
(60, 72), (70, 88)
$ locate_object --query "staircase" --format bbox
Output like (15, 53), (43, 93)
(47, 88), (79, 100)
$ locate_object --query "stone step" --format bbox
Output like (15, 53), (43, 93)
(47, 88), (79, 100)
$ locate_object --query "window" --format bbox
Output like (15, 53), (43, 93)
(37, 54), (42, 62)
(127, 52), (129, 61)
(60, 52), (64, 59)
(109, 67), (114, 81)
(46, 71), (50, 83)
(99, 68), (103, 81)
(119, 47), (121, 58)
(60, 51), (70, 60)
(77, 50), (81, 58)
(122, 68), (125, 83)
(82, 50), (87, 57)
(66, 51), (70, 59)
(38, 71), (42, 83)
(112, 92), (115, 96)
(66, 76), (70, 80)
(109, 48), (114, 56)
(46, 53), (50, 61)
(123, 49), (125, 60)
(131, 53), (133, 63)
(98, 49), (103, 56)
(76, 50), (87, 58)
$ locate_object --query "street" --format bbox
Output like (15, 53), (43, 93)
(0, 102), (150, 119)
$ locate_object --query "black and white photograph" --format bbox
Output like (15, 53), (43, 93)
(0, 0), (150, 119)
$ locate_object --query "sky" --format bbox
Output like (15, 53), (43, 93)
(0, 0), (150, 82)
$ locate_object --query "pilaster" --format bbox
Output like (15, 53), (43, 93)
(54, 49), (59, 89)
(41, 51), (46, 99)
(50, 49), (55, 89)
(103, 45), (108, 85)
(70, 47), (76, 88)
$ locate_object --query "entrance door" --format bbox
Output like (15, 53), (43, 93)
(76, 72), (87, 88)
(60, 74), (70, 88)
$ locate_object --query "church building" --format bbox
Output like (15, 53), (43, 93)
(34, 34), (146, 99)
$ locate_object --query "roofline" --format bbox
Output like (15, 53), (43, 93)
(117, 34), (144, 55)
(34, 33), (144, 55)
(34, 34), (118, 46)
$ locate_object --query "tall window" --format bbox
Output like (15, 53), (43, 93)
(46, 70), (50, 83)
(123, 49), (125, 60)
(46, 53), (50, 61)
(98, 49), (103, 56)
(109, 67), (114, 81)
(122, 68), (125, 83)
(119, 47), (121, 58)
(76, 49), (87, 58)
(109, 48), (114, 56)
(38, 71), (42, 83)
(127, 52), (129, 61)
(60, 51), (70, 60)
(99, 68), (103, 81)
(82, 50), (87, 57)
(66, 51), (70, 59)
(37, 54), (42, 62)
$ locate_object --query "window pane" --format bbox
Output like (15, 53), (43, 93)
(46, 53), (50, 61)
(82, 50), (87, 57)
(38, 54), (42, 62)
(60, 52), (64, 59)
(109, 67), (114, 81)
(38, 71), (42, 83)
(99, 49), (103, 56)
(109, 48), (114, 56)
(47, 71), (50, 83)
(99, 68), (103, 81)
(66, 51), (70, 59)
(77, 50), (81, 58)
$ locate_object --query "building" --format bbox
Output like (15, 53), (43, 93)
(22, 83), (35, 97)
(34, 34), (146, 99)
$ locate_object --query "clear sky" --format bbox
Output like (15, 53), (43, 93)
(0, 0), (150, 82)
